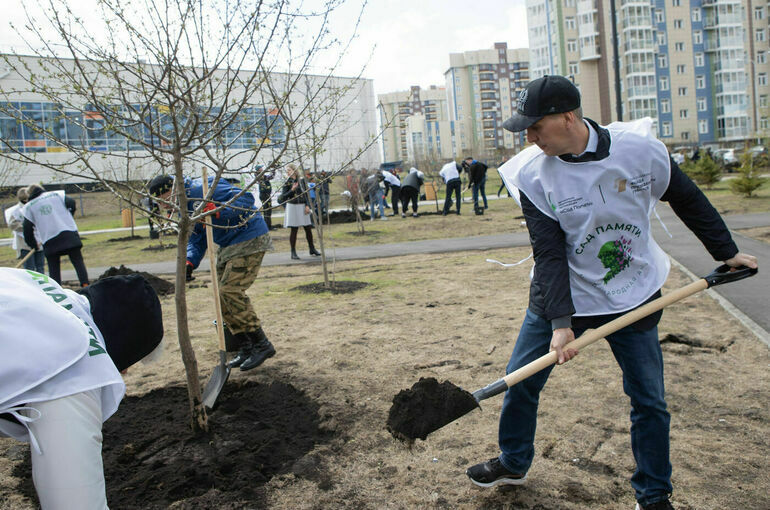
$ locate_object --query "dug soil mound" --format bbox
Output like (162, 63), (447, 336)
(387, 377), (479, 443)
(292, 280), (370, 294)
(13, 380), (332, 509)
(98, 265), (175, 296)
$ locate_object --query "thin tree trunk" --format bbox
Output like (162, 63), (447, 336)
(172, 152), (208, 432)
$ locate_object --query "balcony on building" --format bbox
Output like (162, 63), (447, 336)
(481, 101), (497, 111)
(479, 72), (495, 82)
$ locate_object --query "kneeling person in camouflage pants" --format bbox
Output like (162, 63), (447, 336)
(149, 174), (275, 371)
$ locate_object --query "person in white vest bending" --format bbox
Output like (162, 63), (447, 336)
(22, 184), (89, 287)
(0, 270), (164, 510)
(465, 75), (758, 510)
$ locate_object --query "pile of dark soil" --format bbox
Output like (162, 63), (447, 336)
(141, 243), (177, 252)
(14, 380), (330, 509)
(386, 377), (479, 443)
(98, 265), (175, 296)
(292, 280), (371, 294)
(106, 235), (144, 242)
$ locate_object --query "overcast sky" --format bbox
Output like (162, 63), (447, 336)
(1, 0), (530, 98)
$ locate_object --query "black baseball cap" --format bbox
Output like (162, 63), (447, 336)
(148, 174), (174, 196)
(78, 274), (164, 371)
(502, 75), (581, 132)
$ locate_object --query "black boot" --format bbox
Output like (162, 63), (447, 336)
(309, 247), (321, 256)
(226, 332), (253, 368)
(291, 249), (300, 260)
(239, 328), (276, 371)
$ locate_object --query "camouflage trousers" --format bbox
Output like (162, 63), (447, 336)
(216, 251), (265, 335)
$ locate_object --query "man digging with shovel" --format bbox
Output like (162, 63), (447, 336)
(149, 174), (276, 372)
(465, 76), (758, 510)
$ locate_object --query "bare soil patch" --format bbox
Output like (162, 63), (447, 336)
(98, 265), (175, 296)
(1, 250), (768, 510)
(736, 226), (770, 245)
(292, 280), (370, 294)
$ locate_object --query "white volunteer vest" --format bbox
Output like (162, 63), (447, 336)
(500, 118), (672, 316)
(382, 170), (401, 187)
(22, 191), (79, 244)
(439, 162), (460, 183)
(4, 203), (31, 253)
(0, 268), (124, 450)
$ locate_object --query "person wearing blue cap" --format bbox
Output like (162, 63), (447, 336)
(149, 173), (277, 372)
(465, 75), (758, 510)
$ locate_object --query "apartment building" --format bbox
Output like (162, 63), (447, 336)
(377, 85), (453, 164)
(525, 0), (769, 145)
(444, 43), (530, 161)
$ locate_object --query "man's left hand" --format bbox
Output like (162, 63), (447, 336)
(725, 253), (758, 270)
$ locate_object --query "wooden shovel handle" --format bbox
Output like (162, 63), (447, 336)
(201, 169), (227, 353)
(14, 249), (36, 269)
(501, 278), (709, 389)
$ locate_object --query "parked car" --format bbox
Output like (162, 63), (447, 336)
(748, 145), (767, 159)
(712, 148), (739, 171)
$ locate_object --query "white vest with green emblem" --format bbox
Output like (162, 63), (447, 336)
(0, 268), (124, 449)
(21, 191), (78, 244)
(500, 118), (672, 316)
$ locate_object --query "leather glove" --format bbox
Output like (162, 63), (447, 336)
(185, 261), (195, 282)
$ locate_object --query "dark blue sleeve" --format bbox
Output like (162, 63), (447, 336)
(23, 218), (36, 249)
(186, 222), (207, 268)
(660, 158), (738, 261)
(520, 191), (576, 321)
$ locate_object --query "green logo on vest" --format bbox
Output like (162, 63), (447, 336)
(39, 205), (53, 215)
(598, 236), (634, 284)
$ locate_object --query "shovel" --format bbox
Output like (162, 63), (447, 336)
(387, 264), (757, 443)
(200, 169), (230, 411)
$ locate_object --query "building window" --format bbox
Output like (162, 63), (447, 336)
(675, 42), (684, 51)
(661, 99), (671, 113)
(569, 62), (579, 75)
(759, 73), (768, 86)
(678, 87), (687, 96)
(697, 97), (707, 111)
(756, 29), (766, 43)
(698, 119), (709, 134)
(662, 122), (672, 136)
(673, 0), (681, 6)
(754, 6), (765, 20)
(677, 64), (686, 74)
(679, 109), (689, 119)
(692, 8), (701, 22)
(657, 32), (667, 45)
(660, 76), (670, 90)
(674, 19), (683, 29)
(761, 117), (769, 130)
(656, 9), (665, 23)
(696, 75), (705, 88)
(568, 39), (577, 52)
(760, 95), (768, 108)
(693, 31), (702, 44)
(565, 17), (576, 30)
(695, 53), (705, 67)
(681, 131), (690, 140)
(658, 54), (668, 68)
(758, 51), (766, 64)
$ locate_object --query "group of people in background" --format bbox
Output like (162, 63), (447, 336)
(5, 184), (89, 287)
(344, 166), (426, 219)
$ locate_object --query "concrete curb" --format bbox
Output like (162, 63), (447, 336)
(669, 256), (770, 349)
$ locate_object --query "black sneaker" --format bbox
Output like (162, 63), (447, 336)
(466, 458), (527, 488)
(635, 500), (674, 510)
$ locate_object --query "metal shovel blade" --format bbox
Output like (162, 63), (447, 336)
(202, 351), (230, 411)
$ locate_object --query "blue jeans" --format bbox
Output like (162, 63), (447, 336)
(472, 175), (488, 209)
(20, 248), (46, 273)
(498, 309), (671, 506)
(368, 188), (384, 218)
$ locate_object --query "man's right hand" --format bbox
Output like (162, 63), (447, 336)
(550, 327), (578, 365)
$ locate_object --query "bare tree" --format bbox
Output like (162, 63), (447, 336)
(0, 0), (376, 431)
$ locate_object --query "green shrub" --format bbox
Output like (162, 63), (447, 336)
(689, 154), (722, 189)
(729, 152), (768, 198)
